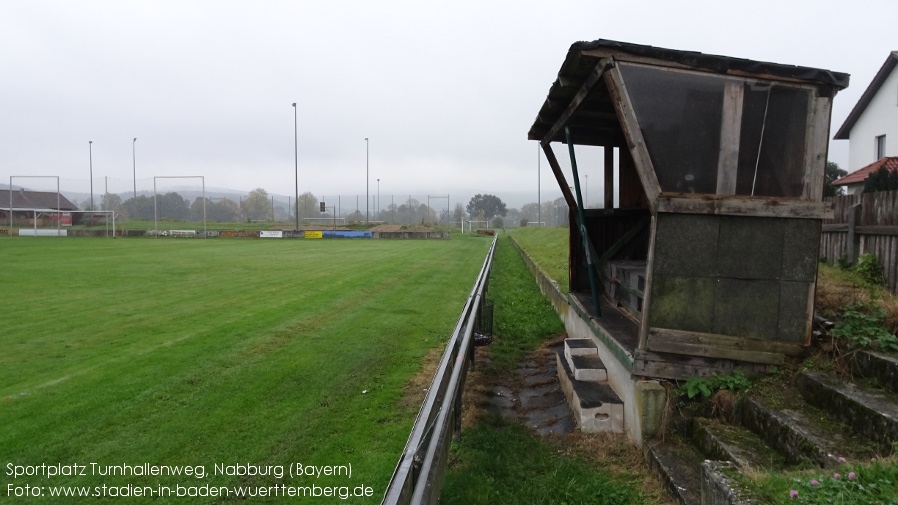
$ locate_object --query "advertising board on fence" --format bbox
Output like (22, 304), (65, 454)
(260, 230), (283, 238)
(305, 231), (323, 239)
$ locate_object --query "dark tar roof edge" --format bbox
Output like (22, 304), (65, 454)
(571, 39), (850, 88)
(833, 51), (898, 140)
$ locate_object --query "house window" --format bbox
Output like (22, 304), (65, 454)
(876, 135), (887, 160)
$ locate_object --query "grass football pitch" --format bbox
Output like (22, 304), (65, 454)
(0, 235), (492, 502)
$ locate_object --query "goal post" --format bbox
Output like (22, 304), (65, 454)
(461, 220), (489, 233)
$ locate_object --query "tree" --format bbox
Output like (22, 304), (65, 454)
(215, 198), (240, 222)
(122, 195), (154, 220)
(244, 188), (270, 221)
(296, 192), (319, 221)
(451, 203), (465, 225)
(864, 165), (898, 193)
(520, 202), (541, 224)
(466, 194), (507, 221)
(823, 161), (847, 197)
(100, 193), (123, 213)
(156, 192), (189, 220)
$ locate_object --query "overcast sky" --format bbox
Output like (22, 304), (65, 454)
(2, 0), (896, 209)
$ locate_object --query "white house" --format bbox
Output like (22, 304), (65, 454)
(834, 51), (898, 172)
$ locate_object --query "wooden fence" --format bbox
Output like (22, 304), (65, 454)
(821, 190), (898, 292)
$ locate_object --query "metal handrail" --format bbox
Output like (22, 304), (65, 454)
(381, 235), (497, 505)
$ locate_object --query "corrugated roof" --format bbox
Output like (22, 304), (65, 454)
(2, 189), (79, 211)
(833, 52), (898, 140)
(832, 157), (898, 185)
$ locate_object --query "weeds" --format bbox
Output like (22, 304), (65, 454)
(749, 457), (898, 504)
(675, 371), (751, 400)
(830, 301), (898, 353)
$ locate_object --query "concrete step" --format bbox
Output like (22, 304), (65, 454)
(645, 438), (704, 505)
(563, 337), (597, 362)
(799, 370), (898, 450)
(555, 352), (623, 433)
(741, 396), (875, 468)
(852, 349), (898, 395)
(701, 461), (755, 505)
(692, 417), (785, 471)
(569, 353), (607, 382)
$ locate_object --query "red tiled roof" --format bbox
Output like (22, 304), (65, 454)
(833, 157), (898, 186)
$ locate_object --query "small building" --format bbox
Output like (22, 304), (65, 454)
(834, 51), (898, 171)
(528, 39), (848, 442)
(832, 156), (898, 195)
(1, 189), (80, 227)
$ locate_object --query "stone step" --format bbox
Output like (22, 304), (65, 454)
(701, 461), (755, 505)
(799, 370), (898, 450)
(645, 438), (704, 505)
(692, 417), (786, 471)
(555, 352), (623, 433)
(569, 353), (608, 382)
(852, 349), (898, 395)
(741, 396), (874, 468)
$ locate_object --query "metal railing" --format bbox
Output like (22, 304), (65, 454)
(381, 235), (497, 505)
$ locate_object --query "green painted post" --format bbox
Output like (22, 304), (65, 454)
(565, 127), (602, 318)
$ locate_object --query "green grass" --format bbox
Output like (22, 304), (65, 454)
(0, 235), (492, 503)
(508, 227), (569, 284)
(442, 417), (645, 505)
(441, 236), (657, 505)
(484, 235), (564, 372)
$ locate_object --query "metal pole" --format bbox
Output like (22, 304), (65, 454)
(565, 127), (601, 318)
(377, 179), (380, 222)
(89, 140), (94, 211)
(365, 138), (369, 223)
(202, 177), (206, 238)
(537, 143), (541, 227)
(293, 103), (299, 230)
(153, 177), (157, 237)
(132, 138), (137, 199)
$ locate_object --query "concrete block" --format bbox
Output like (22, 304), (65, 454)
(556, 352), (624, 433)
(571, 354), (607, 382)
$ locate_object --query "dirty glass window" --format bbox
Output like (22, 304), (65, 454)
(618, 63), (811, 198)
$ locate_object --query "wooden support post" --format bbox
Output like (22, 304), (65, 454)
(848, 203), (862, 264)
(716, 81), (743, 195)
(540, 142), (577, 209)
(604, 147), (614, 209)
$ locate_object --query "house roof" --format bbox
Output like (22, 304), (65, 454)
(832, 156), (898, 186)
(528, 39), (850, 145)
(833, 52), (898, 140)
(2, 189), (79, 211)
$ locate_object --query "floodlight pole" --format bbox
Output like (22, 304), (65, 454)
(365, 137), (369, 223)
(89, 140), (94, 211)
(293, 102), (299, 231)
(132, 138), (137, 199)
(377, 178), (380, 222)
